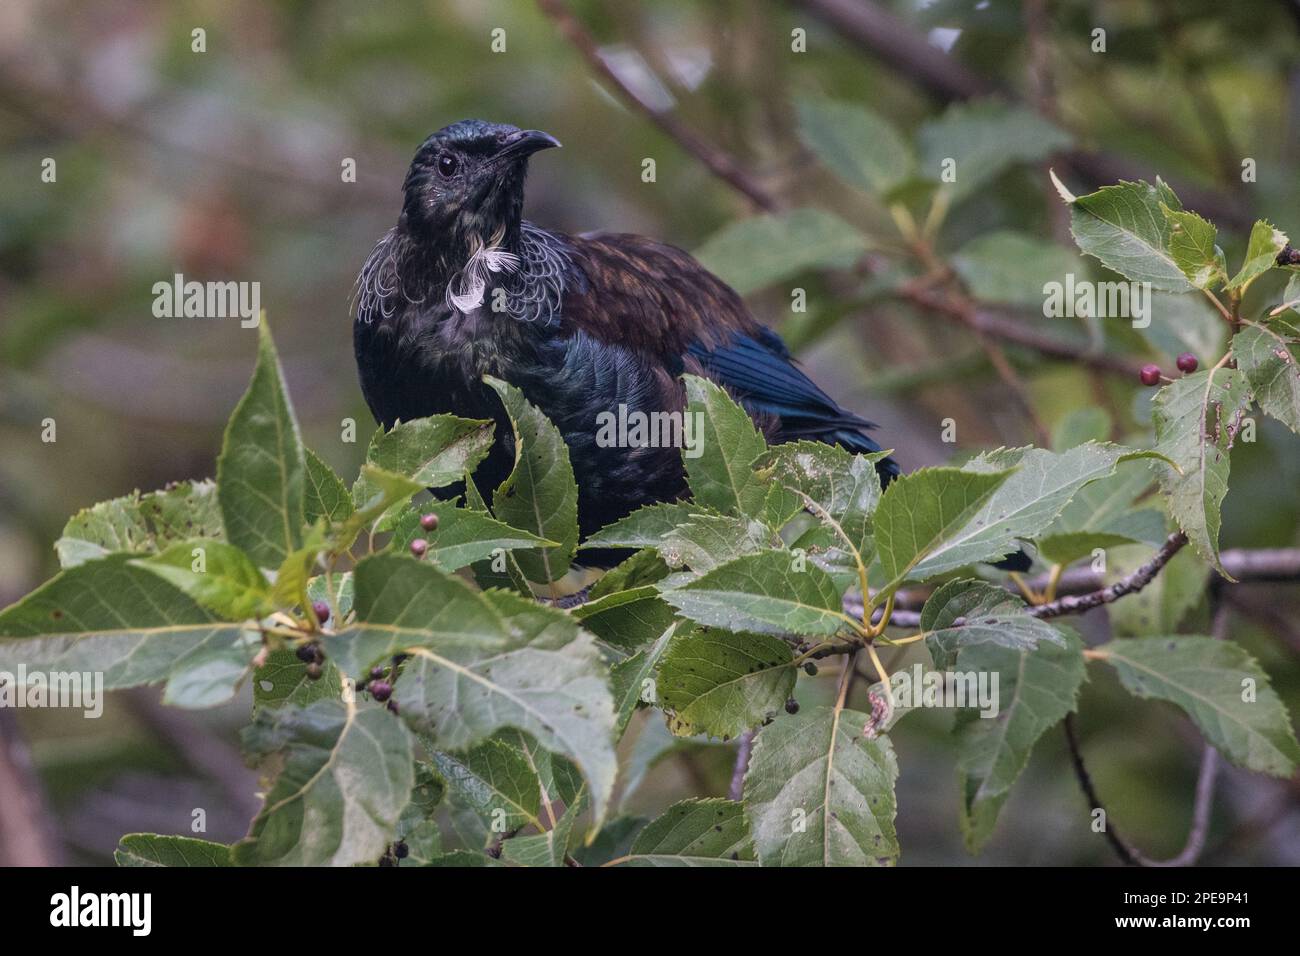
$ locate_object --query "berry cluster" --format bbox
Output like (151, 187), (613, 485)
(1140, 352), (1198, 387)
(409, 512), (439, 558)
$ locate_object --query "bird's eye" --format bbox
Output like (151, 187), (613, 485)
(436, 153), (459, 178)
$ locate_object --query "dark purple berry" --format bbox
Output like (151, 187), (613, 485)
(1176, 352), (1198, 373)
(393, 841), (409, 859)
(378, 855), (396, 867)
(312, 601), (330, 625)
(409, 538), (428, 558)
(305, 662), (323, 681)
(420, 513), (439, 532)
(784, 698), (800, 715)
(803, 662), (818, 676)
(1139, 364), (1162, 387)
(296, 643), (317, 664)
(371, 665), (387, 681)
(387, 700), (400, 715)
(370, 680), (393, 702)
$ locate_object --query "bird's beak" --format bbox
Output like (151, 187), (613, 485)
(496, 129), (562, 162)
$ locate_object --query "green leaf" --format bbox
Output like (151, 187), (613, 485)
(1160, 203), (1226, 289)
(343, 465), (424, 542)
(235, 698), (416, 866)
(919, 101), (1071, 204)
(652, 512), (776, 571)
(1036, 531), (1144, 568)
(583, 502), (704, 550)
(575, 588), (677, 654)
(743, 706), (899, 866)
(1234, 318), (1300, 433)
(694, 208), (869, 296)
(1066, 180), (1194, 291)
(657, 625), (796, 739)
(216, 322), (306, 568)
(433, 739), (544, 832)
(610, 623), (676, 735)
(588, 548), (670, 598)
(757, 441), (886, 561)
(920, 579), (1066, 671)
(872, 466), (1015, 593)
(1151, 367), (1252, 573)
(499, 788), (587, 867)
(920, 443), (1158, 581)
(1226, 219), (1288, 292)
(303, 448), (354, 525)
(661, 550), (848, 637)
(952, 232), (1084, 307)
(484, 377), (579, 592)
(953, 629), (1086, 852)
(612, 799), (756, 866)
(352, 415), (493, 528)
(387, 501), (551, 571)
(55, 480), (223, 569)
(253, 648), (343, 712)
(1039, 459), (1162, 546)
(0, 555), (256, 708)
(324, 556), (617, 825)
(571, 815), (646, 866)
(133, 540), (273, 621)
(682, 375), (769, 517)
(1102, 637), (1300, 777)
(795, 96), (914, 195)
(115, 834), (232, 867)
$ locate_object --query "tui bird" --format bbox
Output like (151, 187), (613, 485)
(353, 120), (1023, 586)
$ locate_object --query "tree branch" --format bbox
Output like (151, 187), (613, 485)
(536, 0), (780, 212)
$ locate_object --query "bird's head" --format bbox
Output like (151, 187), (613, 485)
(401, 119), (561, 252)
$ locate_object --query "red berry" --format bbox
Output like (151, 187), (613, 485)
(370, 680), (393, 702)
(312, 600), (330, 625)
(420, 512), (439, 531)
(1176, 353), (1198, 373)
(1139, 364), (1162, 387)
(409, 538), (428, 558)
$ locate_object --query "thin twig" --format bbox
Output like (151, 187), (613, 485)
(1029, 532), (1188, 619)
(536, 0), (779, 212)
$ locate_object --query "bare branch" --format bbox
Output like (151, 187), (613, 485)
(536, 0), (780, 212)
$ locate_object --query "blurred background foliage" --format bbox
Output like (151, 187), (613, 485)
(0, 0), (1297, 865)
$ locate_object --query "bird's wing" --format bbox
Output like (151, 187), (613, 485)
(562, 231), (756, 355)
(563, 231), (897, 475)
